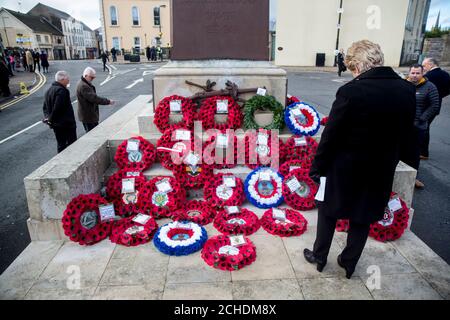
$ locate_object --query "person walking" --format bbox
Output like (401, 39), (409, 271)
(146, 46), (151, 62)
(406, 64), (440, 189)
(150, 46), (156, 62)
(99, 51), (109, 72)
(303, 40), (416, 279)
(26, 50), (34, 72)
(76, 67), (115, 132)
(33, 50), (41, 73)
(42, 71), (77, 153)
(421, 57), (450, 160)
(40, 51), (49, 74)
(111, 47), (117, 62)
(337, 49), (347, 77)
(0, 59), (11, 97)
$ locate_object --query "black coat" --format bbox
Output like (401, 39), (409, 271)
(43, 82), (76, 128)
(425, 67), (450, 107)
(310, 67), (416, 225)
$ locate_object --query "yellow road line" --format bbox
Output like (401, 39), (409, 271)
(0, 71), (47, 110)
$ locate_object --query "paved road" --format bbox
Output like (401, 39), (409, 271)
(0, 60), (163, 273)
(0, 64), (448, 274)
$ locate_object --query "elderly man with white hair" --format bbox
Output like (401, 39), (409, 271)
(76, 67), (115, 132)
(43, 71), (77, 153)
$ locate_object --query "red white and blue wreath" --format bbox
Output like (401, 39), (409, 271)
(261, 208), (308, 237)
(106, 169), (147, 217)
(203, 173), (245, 209)
(244, 129), (286, 169)
(282, 135), (318, 164)
(369, 192), (410, 242)
(282, 169), (318, 211)
(114, 136), (157, 171)
(154, 95), (197, 133)
(156, 125), (203, 170)
(62, 194), (113, 246)
(279, 159), (312, 177)
(213, 207), (261, 236)
(284, 102), (321, 137)
(198, 95), (243, 131)
(203, 130), (238, 169)
(171, 200), (216, 226)
(140, 176), (186, 219)
(244, 167), (284, 209)
(153, 221), (208, 256)
(109, 213), (158, 247)
(201, 234), (257, 271)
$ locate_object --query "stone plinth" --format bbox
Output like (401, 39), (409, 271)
(152, 60), (287, 109)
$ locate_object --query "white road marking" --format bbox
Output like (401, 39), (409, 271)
(125, 78), (144, 89)
(0, 121), (42, 146)
(118, 68), (137, 75)
(100, 75), (116, 86)
(109, 64), (117, 70)
(142, 70), (154, 77)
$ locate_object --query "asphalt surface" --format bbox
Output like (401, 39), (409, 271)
(0, 64), (448, 274)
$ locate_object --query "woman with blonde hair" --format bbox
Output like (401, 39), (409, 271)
(303, 40), (416, 278)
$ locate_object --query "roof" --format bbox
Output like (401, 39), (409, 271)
(3, 8), (64, 36)
(28, 2), (71, 20)
(80, 22), (93, 32)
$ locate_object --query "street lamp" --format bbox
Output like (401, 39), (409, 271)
(334, 0), (344, 67)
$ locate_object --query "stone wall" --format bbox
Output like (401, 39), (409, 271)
(423, 34), (450, 66)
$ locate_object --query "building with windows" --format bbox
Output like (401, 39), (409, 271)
(99, 0), (171, 55)
(82, 22), (99, 59)
(0, 7), (66, 60)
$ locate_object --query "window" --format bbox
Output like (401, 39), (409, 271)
(153, 7), (160, 26)
(36, 35), (41, 42)
(112, 37), (120, 50)
(134, 37), (141, 48)
(132, 6), (140, 26)
(110, 6), (118, 25)
(45, 35), (49, 43)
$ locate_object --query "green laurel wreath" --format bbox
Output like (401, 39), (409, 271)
(243, 95), (285, 130)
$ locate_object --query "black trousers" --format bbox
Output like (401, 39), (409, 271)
(313, 211), (371, 271)
(0, 79), (11, 97)
(53, 126), (77, 153)
(420, 114), (437, 158)
(83, 122), (98, 133)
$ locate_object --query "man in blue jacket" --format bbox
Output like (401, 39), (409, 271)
(421, 58), (450, 160)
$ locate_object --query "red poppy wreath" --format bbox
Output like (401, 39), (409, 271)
(154, 95), (196, 133)
(279, 159), (313, 177)
(201, 234), (257, 271)
(282, 169), (318, 211)
(171, 200), (216, 226)
(369, 192), (410, 242)
(156, 125), (203, 170)
(114, 136), (157, 172)
(172, 149), (214, 189)
(203, 173), (245, 209)
(244, 129), (286, 169)
(213, 207), (261, 236)
(140, 176), (186, 219)
(106, 169), (147, 217)
(203, 130), (238, 169)
(260, 208), (308, 237)
(62, 194), (113, 246)
(282, 135), (318, 164)
(109, 213), (158, 247)
(198, 95), (243, 131)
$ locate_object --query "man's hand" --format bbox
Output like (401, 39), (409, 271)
(109, 100), (116, 106)
(42, 118), (53, 128)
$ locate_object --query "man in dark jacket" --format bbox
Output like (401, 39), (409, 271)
(303, 40), (416, 279)
(33, 50), (41, 73)
(43, 71), (77, 153)
(421, 58), (450, 159)
(99, 51), (109, 72)
(0, 59), (11, 98)
(76, 67), (114, 132)
(406, 64), (440, 188)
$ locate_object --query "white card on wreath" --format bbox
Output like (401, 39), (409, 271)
(126, 139), (140, 152)
(315, 177), (327, 202)
(216, 134), (229, 148)
(176, 222), (192, 230)
(156, 179), (173, 193)
(289, 166), (302, 172)
(388, 198), (402, 212)
(226, 206), (240, 215)
(175, 130), (191, 141)
(259, 170), (272, 182)
(294, 137), (307, 146)
(229, 235), (246, 247)
(257, 133), (269, 146)
(170, 100), (182, 112)
(184, 152), (200, 166)
(218, 245), (240, 256)
(126, 172), (141, 177)
(125, 225), (144, 235)
(99, 203), (116, 222)
(132, 213), (152, 225)
(122, 178), (135, 194)
(223, 176), (236, 188)
(286, 176), (301, 193)
(257, 88), (267, 96)
(216, 100), (229, 113)
(272, 208), (286, 221)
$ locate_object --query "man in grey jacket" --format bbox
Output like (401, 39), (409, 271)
(76, 67), (115, 132)
(407, 64), (440, 188)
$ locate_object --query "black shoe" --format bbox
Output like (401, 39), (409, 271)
(303, 249), (326, 272)
(337, 254), (355, 279)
